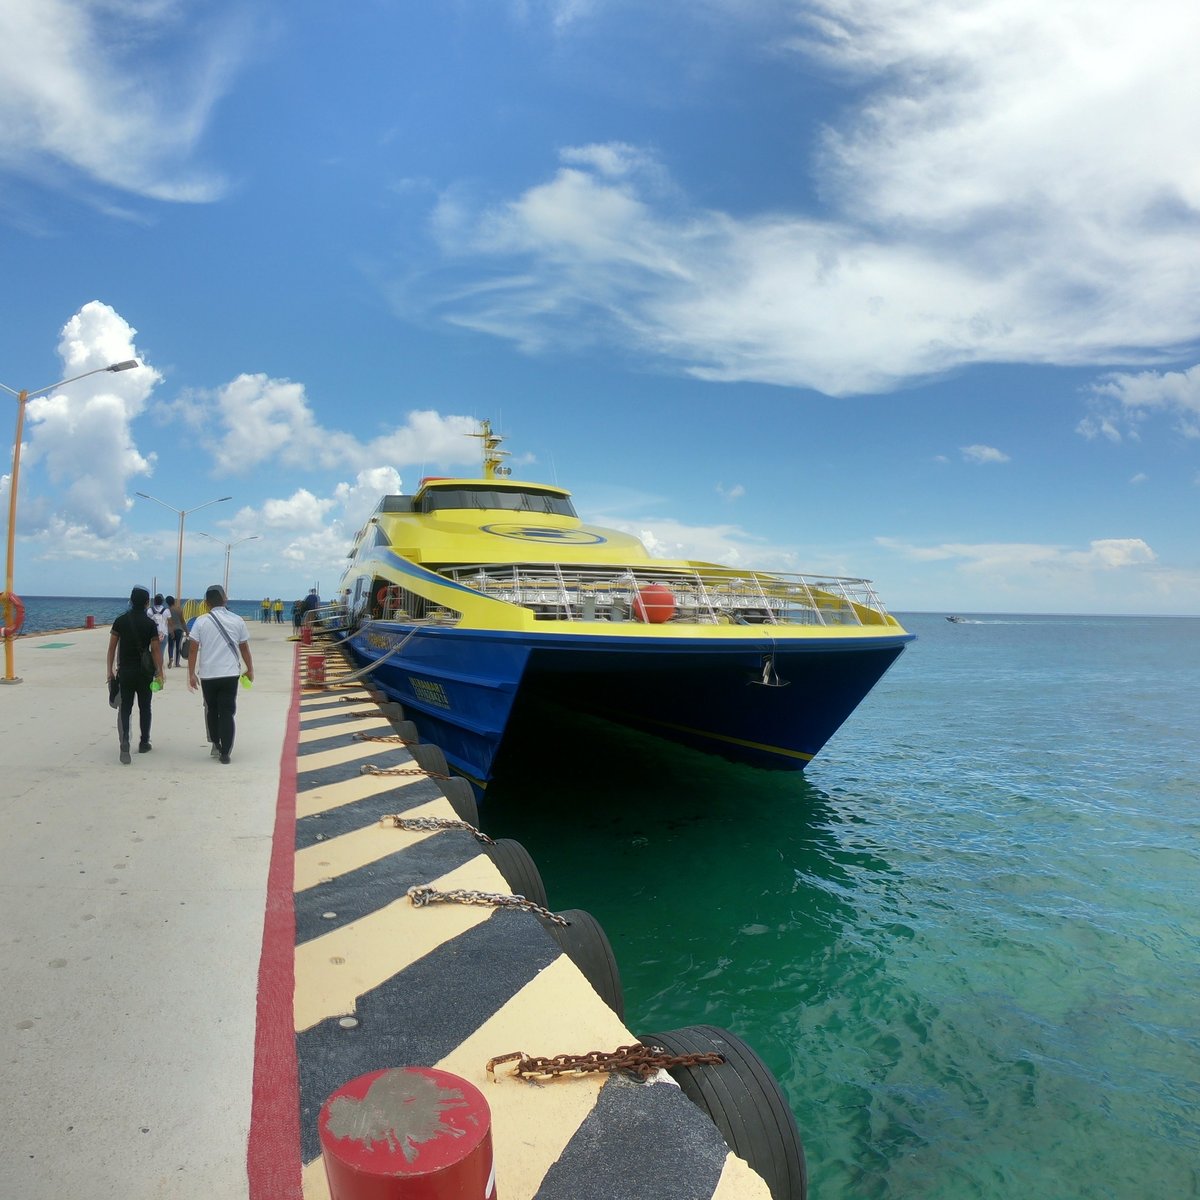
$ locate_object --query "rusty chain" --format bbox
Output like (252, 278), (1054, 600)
(360, 763), (450, 780)
(407, 884), (568, 927)
(381, 815), (494, 844)
(486, 1045), (725, 1082)
(353, 731), (418, 745)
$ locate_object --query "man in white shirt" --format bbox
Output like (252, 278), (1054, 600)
(187, 584), (255, 764)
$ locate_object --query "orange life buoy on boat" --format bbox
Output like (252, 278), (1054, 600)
(0, 591), (25, 638)
(376, 584), (401, 612)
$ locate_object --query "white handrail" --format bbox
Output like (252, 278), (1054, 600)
(442, 563), (895, 627)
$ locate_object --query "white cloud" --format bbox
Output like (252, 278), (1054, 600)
(419, 1), (1200, 396)
(334, 467), (404, 531)
(1081, 364), (1200, 440)
(260, 489), (335, 532)
(879, 536), (1155, 574)
(716, 482), (745, 501)
(187, 376), (480, 477)
(0, 0), (249, 208)
(22, 515), (141, 564)
(960, 444), (1010, 464)
(592, 512), (812, 573)
(5, 302), (494, 594)
(21, 302), (160, 537)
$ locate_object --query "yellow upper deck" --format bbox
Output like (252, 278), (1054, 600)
(373, 476), (653, 567)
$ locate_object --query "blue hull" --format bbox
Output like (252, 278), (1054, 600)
(343, 623), (911, 790)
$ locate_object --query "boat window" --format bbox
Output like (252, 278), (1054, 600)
(379, 495), (414, 513)
(420, 485), (576, 517)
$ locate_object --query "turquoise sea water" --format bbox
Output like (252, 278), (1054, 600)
(13, 595), (270, 634)
(484, 613), (1200, 1199)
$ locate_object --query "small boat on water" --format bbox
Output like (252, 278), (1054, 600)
(338, 421), (914, 792)
(946, 615), (966, 623)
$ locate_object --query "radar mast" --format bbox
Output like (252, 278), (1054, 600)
(471, 419), (512, 480)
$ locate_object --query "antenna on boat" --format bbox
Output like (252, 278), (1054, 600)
(471, 418), (512, 480)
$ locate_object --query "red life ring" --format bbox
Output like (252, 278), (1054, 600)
(0, 591), (25, 638)
(376, 584), (401, 611)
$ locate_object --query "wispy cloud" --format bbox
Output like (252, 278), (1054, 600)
(961, 444), (1010, 464)
(1080, 364), (1200, 441)
(417, 0), (1200, 397)
(0, 0), (252, 209)
(879, 536), (1156, 573)
(874, 534), (1186, 611)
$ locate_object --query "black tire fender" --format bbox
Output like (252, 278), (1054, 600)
(638, 1025), (807, 1200)
(410, 741), (449, 776)
(542, 908), (624, 1020)
(439, 777), (479, 827)
(484, 838), (548, 908)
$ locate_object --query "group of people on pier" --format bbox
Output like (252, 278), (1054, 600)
(106, 584), (254, 766)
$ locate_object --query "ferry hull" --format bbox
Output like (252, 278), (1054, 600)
(343, 623), (910, 789)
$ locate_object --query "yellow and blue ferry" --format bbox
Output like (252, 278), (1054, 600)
(338, 422), (913, 792)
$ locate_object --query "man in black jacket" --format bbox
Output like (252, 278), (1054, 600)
(105, 585), (165, 764)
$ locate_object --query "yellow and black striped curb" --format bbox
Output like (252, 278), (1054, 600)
(287, 676), (769, 1199)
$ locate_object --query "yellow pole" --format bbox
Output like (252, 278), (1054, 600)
(3, 389), (28, 683)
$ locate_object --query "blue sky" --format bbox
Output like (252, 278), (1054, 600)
(1, 0), (1197, 614)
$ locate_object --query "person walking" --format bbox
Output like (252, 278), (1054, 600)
(150, 593), (170, 663)
(273, 597), (284, 624)
(166, 595), (185, 667)
(106, 585), (165, 764)
(261, 596), (271, 623)
(187, 584), (254, 764)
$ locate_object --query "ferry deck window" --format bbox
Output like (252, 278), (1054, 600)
(420, 485), (576, 517)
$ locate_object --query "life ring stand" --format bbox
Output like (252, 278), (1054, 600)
(638, 1024), (808, 1199)
(0, 591), (26, 638)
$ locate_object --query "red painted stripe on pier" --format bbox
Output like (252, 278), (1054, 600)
(247, 645), (303, 1199)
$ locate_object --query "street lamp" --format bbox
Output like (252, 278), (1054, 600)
(195, 531), (260, 595)
(2, 359), (140, 684)
(134, 492), (232, 603)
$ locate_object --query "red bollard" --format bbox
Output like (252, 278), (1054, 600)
(301, 624), (313, 646)
(306, 654), (326, 687)
(319, 1067), (497, 1199)
(85, 615), (95, 629)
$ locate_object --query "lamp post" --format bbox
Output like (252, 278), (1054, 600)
(134, 492), (232, 603)
(195, 531), (260, 595)
(2, 359), (140, 684)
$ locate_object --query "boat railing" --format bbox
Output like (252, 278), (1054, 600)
(443, 563), (893, 627)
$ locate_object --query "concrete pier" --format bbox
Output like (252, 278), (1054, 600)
(1, 623), (778, 1198)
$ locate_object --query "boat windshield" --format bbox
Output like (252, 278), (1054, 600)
(420, 485), (576, 517)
